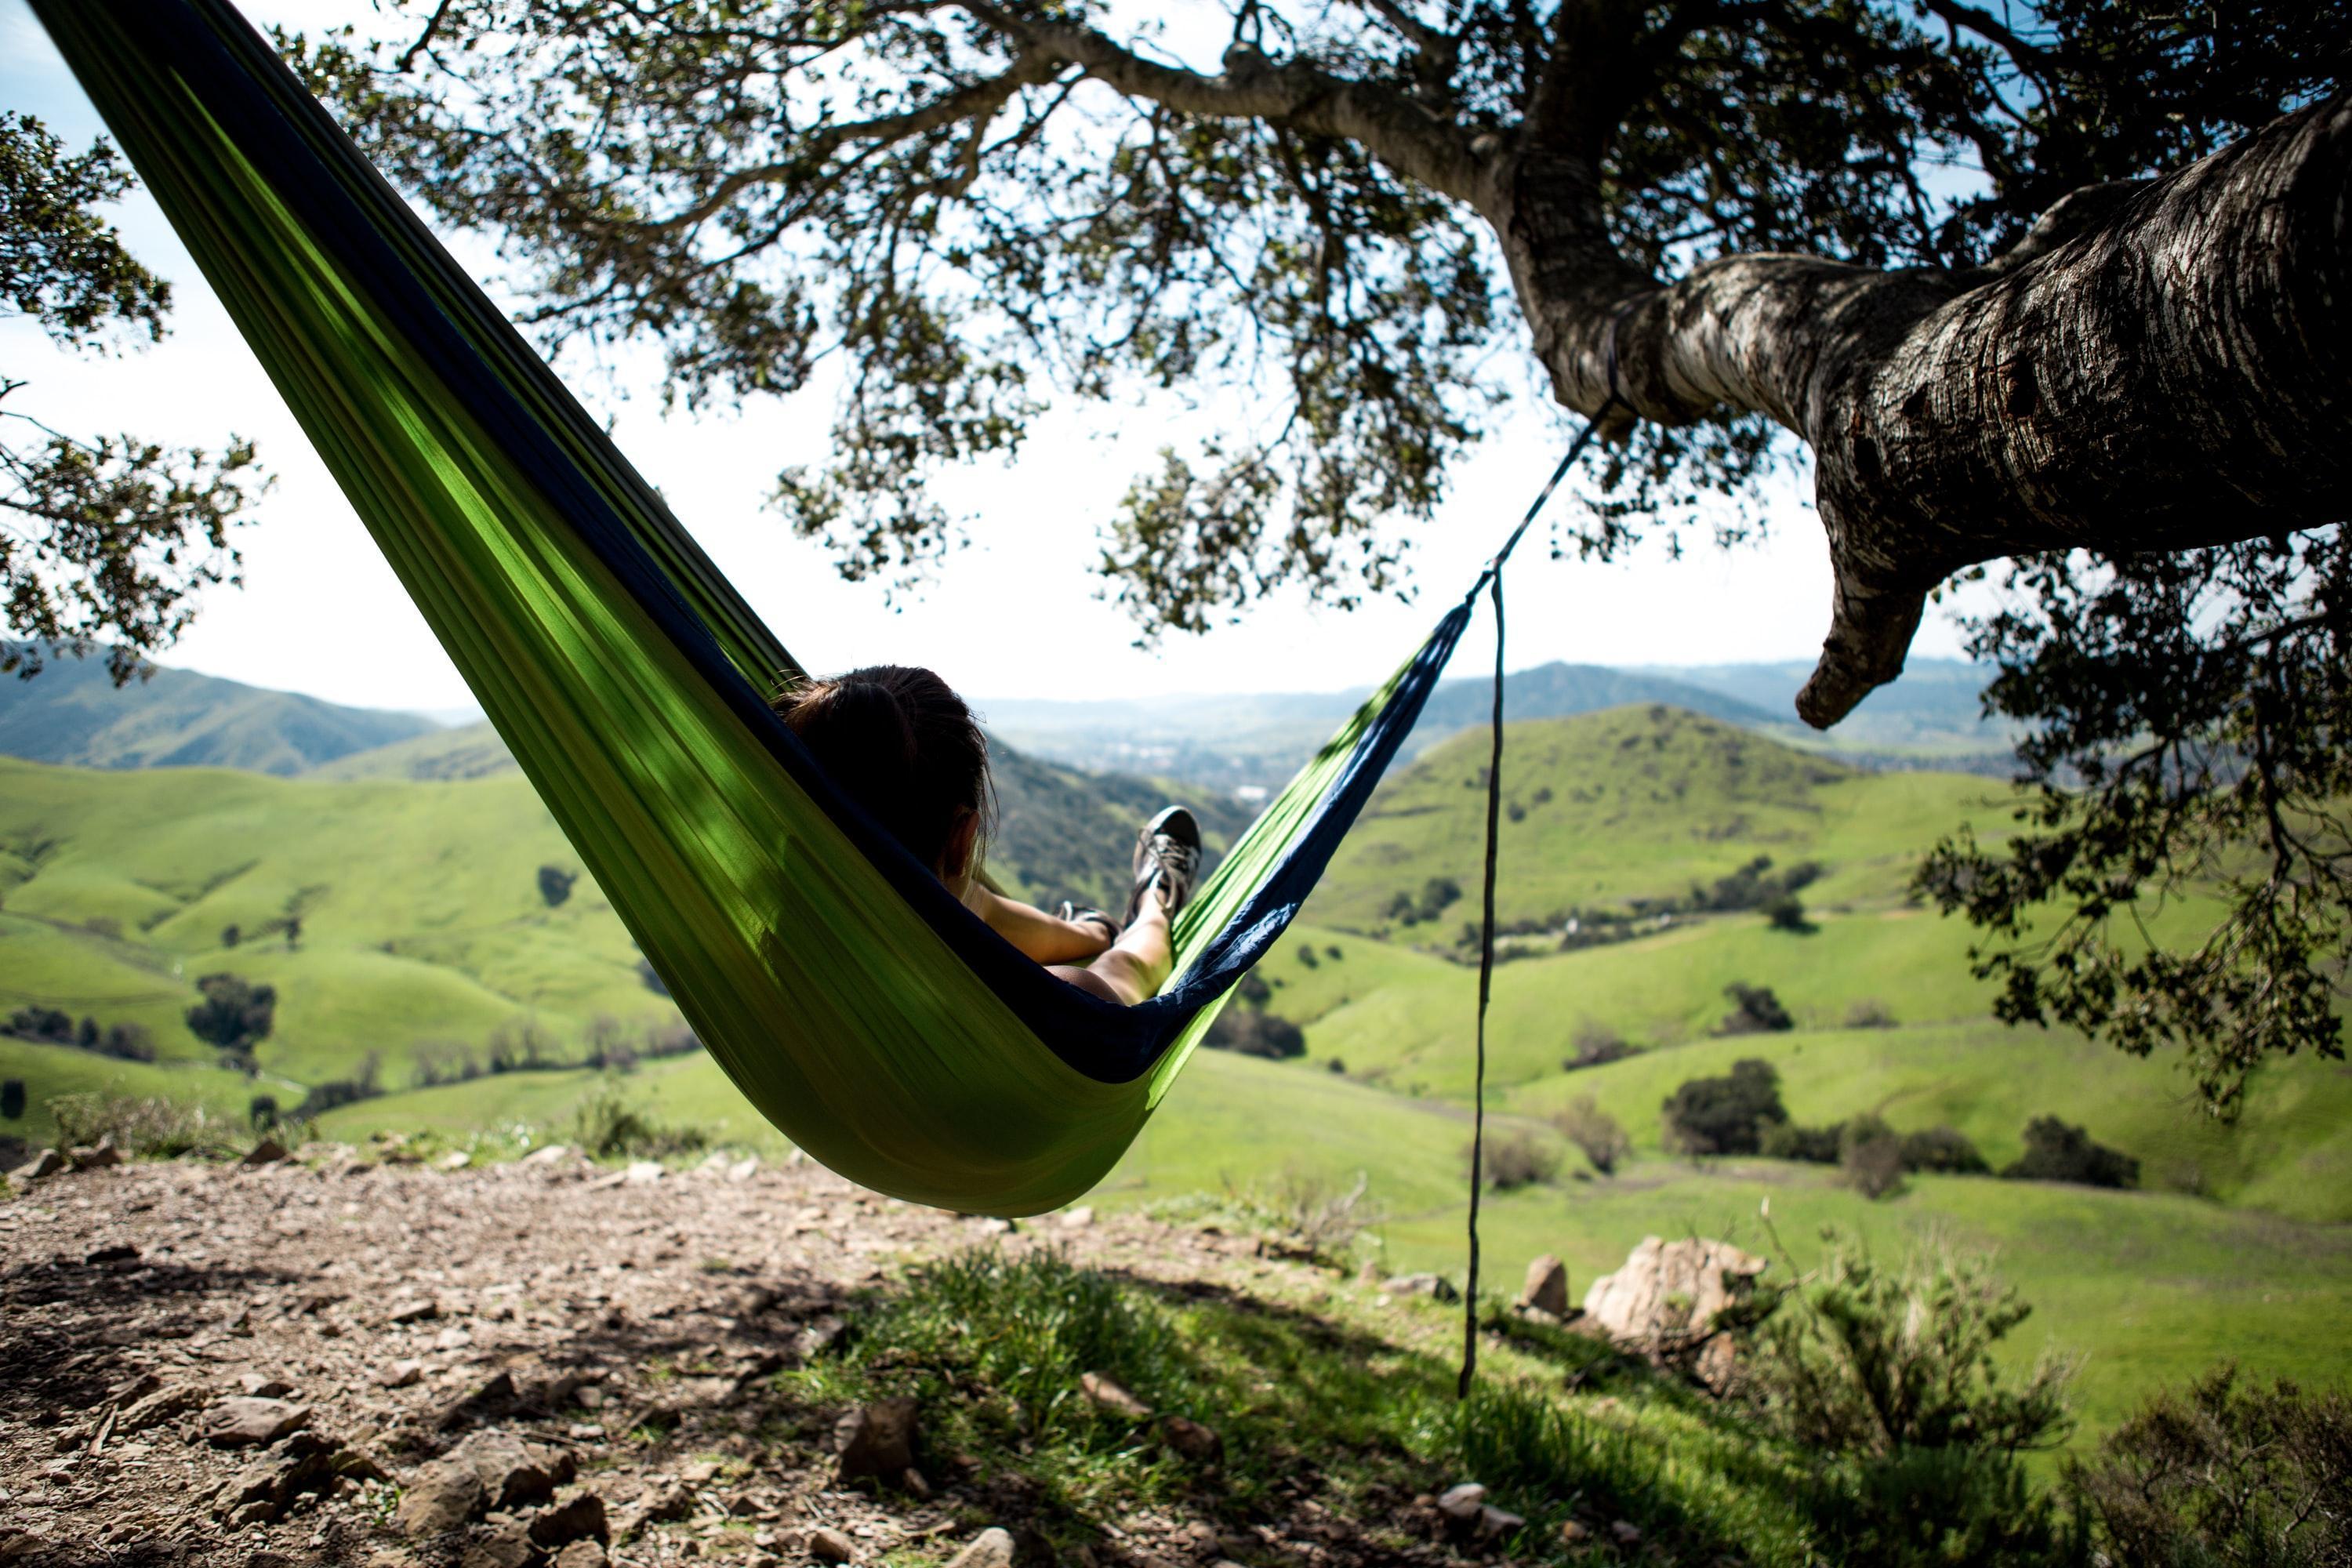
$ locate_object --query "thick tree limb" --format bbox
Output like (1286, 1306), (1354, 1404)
(1499, 92), (2350, 726)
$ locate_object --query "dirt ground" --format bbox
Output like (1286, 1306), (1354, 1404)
(0, 1148), (1472, 1568)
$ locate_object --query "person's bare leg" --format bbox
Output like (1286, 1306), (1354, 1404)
(1052, 891), (1171, 1006)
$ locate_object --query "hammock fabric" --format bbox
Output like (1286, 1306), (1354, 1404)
(34, 0), (1497, 1214)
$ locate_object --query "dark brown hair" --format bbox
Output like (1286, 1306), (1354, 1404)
(774, 665), (994, 873)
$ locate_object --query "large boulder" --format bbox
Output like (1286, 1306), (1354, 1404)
(1579, 1236), (1766, 1388)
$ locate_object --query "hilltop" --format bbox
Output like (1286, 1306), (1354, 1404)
(1300, 704), (1994, 936)
(0, 645), (437, 775)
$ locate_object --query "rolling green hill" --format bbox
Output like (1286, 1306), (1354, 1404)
(308, 718), (1254, 913)
(0, 644), (436, 774)
(1300, 703), (2006, 937)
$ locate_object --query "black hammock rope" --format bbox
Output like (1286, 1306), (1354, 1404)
(1455, 391), (1623, 1399)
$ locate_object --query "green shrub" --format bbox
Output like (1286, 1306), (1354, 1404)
(1473, 1127), (1562, 1191)
(46, 1092), (239, 1159)
(1203, 1007), (1305, 1059)
(2070, 1365), (2350, 1566)
(185, 973), (276, 1057)
(1838, 1115), (1907, 1200)
(2003, 1116), (2140, 1189)
(1663, 1056), (1788, 1155)
(570, 1085), (710, 1160)
(1744, 1232), (2081, 1566)
(537, 864), (577, 906)
(1717, 982), (1795, 1035)
(1564, 1023), (1633, 1070)
(1763, 892), (1813, 932)
(1762, 1122), (1843, 1163)
(249, 1094), (278, 1131)
(1553, 1094), (1632, 1175)
(1900, 1127), (1989, 1175)
(294, 1051), (383, 1118)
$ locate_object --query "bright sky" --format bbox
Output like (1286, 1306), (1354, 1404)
(1, 0), (1976, 717)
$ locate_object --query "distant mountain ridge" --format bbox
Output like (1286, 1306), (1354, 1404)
(0, 645), (437, 776)
(980, 660), (1783, 790)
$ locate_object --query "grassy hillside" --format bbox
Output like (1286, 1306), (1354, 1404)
(0, 644), (435, 774)
(310, 720), (1252, 913)
(1301, 705), (2007, 936)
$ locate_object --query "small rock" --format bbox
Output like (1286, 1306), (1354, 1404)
(1610, 1520), (1643, 1546)
(835, 1397), (919, 1486)
(83, 1242), (139, 1265)
(1479, 1505), (1527, 1539)
(724, 1157), (758, 1182)
(1436, 1483), (1487, 1523)
(808, 1527), (859, 1563)
(202, 1397), (309, 1447)
(1521, 1254), (1570, 1317)
(522, 1143), (573, 1164)
(945, 1528), (1015, 1568)
(459, 1514), (535, 1568)
(1058, 1206), (1094, 1229)
(376, 1359), (424, 1390)
(118, 1383), (205, 1433)
(1560, 1519), (1592, 1544)
(434, 1150), (473, 1171)
(396, 1465), (485, 1537)
(436, 1370), (520, 1431)
(553, 1544), (606, 1568)
(529, 1492), (608, 1548)
(239, 1374), (296, 1399)
(1159, 1415), (1224, 1465)
(11, 1149), (64, 1181)
(68, 1139), (122, 1171)
(386, 1298), (441, 1325)
(1079, 1373), (1152, 1421)
(622, 1160), (664, 1185)
(240, 1138), (290, 1167)
(1382, 1272), (1460, 1302)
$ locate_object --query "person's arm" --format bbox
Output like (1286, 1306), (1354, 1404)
(960, 881), (1117, 965)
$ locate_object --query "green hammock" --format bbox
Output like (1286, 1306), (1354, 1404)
(34, 0), (1512, 1215)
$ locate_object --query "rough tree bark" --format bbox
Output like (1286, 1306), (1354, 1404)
(1495, 95), (2350, 725)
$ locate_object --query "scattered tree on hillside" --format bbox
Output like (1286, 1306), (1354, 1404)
(1763, 892), (1813, 934)
(1563, 1023), (1632, 1071)
(1204, 1007), (1307, 1060)
(293, 1051), (382, 1118)
(0, 1078), (23, 1120)
(1900, 1127), (1989, 1176)
(485, 1016), (558, 1073)
(1838, 1113), (1907, 1200)
(1554, 1094), (1632, 1174)
(5, 1006), (72, 1044)
(1845, 998), (1898, 1029)
(248, 1094), (278, 1131)
(2002, 1116), (2140, 1189)
(220, 924), (241, 949)
(1718, 982), (1795, 1036)
(1472, 1127), (1560, 1191)
(1662, 1057), (1787, 1156)
(183, 973), (276, 1067)
(1, 111), (267, 682)
(294, 1), (2352, 1115)
(537, 864), (576, 908)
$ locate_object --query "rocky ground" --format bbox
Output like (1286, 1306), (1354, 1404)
(0, 1145), (1518, 1568)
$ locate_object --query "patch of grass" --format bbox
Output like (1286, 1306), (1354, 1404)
(789, 1245), (1819, 1564)
(45, 1089), (245, 1158)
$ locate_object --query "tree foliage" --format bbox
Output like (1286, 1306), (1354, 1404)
(1, 111), (267, 681)
(183, 972), (277, 1058)
(1661, 1055), (1786, 1156)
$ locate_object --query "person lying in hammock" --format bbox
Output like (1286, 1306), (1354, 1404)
(775, 665), (1201, 1007)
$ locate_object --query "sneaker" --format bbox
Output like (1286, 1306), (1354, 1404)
(1123, 806), (1203, 925)
(1056, 902), (1123, 943)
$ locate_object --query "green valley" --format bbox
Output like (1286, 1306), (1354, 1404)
(4, 679), (2348, 1449)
